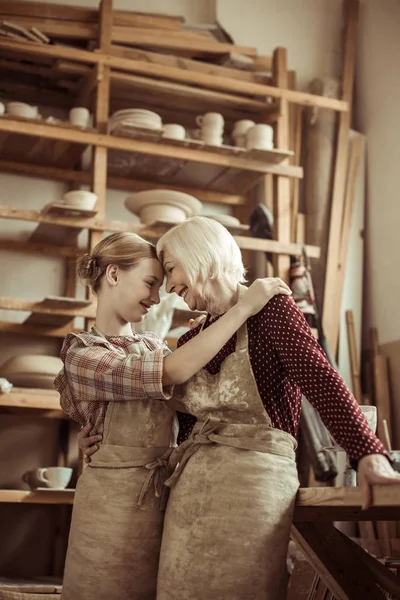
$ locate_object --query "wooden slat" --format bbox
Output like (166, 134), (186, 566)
(0, 296), (96, 318)
(0, 2), (184, 29)
(0, 238), (80, 257)
(323, 0), (359, 348)
(0, 39), (349, 112)
(110, 45), (272, 84)
(0, 489), (74, 504)
(0, 387), (61, 410)
(0, 320), (78, 338)
(273, 47), (291, 282)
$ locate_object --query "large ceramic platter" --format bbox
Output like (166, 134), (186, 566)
(125, 190), (202, 217)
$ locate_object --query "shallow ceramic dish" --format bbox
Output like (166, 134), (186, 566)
(125, 190), (202, 219)
(63, 190), (98, 210)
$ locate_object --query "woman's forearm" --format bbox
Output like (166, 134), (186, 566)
(162, 303), (248, 385)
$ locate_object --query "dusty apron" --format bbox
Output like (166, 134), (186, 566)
(157, 320), (300, 600)
(61, 394), (176, 600)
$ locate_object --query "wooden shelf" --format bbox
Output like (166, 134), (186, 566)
(0, 207), (320, 258)
(0, 295), (96, 321)
(0, 117), (303, 196)
(0, 489), (74, 504)
(0, 387), (64, 418)
(0, 576), (62, 594)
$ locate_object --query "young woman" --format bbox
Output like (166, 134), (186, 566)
(55, 231), (290, 600)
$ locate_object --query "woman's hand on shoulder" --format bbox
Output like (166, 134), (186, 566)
(239, 278), (292, 317)
(357, 453), (400, 509)
(78, 423), (102, 463)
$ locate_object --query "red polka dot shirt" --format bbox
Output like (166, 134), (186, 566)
(176, 295), (388, 466)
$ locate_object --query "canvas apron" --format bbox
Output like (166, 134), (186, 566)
(157, 321), (300, 600)
(61, 392), (176, 600)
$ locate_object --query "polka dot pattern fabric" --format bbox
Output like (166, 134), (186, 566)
(177, 295), (388, 466)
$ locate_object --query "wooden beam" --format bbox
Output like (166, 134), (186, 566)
(0, 388), (61, 410)
(0, 489), (74, 504)
(322, 0), (359, 349)
(0, 39), (349, 112)
(0, 159), (245, 205)
(0, 118), (303, 178)
(233, 236), (320, 259)
(272, 47), (291, 282)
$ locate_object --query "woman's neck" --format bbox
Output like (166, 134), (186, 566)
(94, 298), (133, 337)
(207, 281), (242, 316)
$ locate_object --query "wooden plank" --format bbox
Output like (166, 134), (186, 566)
(346, 310), (363, 402)
(0, 297), (96, 318)
(0, 118), (303, 178)
(0, 489), (74, 504)
(111, 70), (270, 112)
(0, 2), (184, 29)
(110, 27), (257, 57)
(322, 0), (359, 349)
(0, 160), (245, 205)
(110, 44), (271, 84)
(0, 388), (61, 411)
(330, 133), (362, 355)
(291, 522), (387, 600)
(233, 236), (320, 259)
(0, 39), (349, 112)
(0, 320), (79, 338)
(273, 47), (291, 282)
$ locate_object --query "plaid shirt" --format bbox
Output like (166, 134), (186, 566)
(54, 327), (173, 433)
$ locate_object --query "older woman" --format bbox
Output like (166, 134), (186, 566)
(154, 217), (398, 600)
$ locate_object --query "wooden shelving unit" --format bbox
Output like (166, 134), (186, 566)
(0, 0), (352, 584)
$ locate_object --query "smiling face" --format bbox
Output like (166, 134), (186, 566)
(108, 257), (164, 323)
(162, 250), (208, 312)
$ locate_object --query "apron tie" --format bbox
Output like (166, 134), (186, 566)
(137, 452), (171, 507)
(165, 418), (220, 488)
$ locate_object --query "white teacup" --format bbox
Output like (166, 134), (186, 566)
(0, 102), (5, 116)
(196, 112), (224, 129)
(233, 119), (255, 135)
(162, 124), (186, 140)
(23, 466), (73, 490)
(69, 107), (90, 128)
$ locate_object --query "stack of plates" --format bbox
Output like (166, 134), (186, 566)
(108, 109), (162, 135)
(125, 190), (203, 225)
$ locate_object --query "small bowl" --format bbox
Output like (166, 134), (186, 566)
(6, 102), (38, 119)
(140, 203), (186, 225)
(63, 190), (98, 211)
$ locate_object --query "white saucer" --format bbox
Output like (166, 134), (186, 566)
(32, 487), (71, 492)
(125, 190), (203, 218)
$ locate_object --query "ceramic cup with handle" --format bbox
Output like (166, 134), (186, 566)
(69, 107), (91, 128)
(162, 123), (186, 140)
(196, 112), (224, 130)
(22, 466), (73, 490)
(246, 124), (274, 150)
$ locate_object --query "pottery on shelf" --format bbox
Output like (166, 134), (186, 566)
(63, 190), (98, 211)
(125, 189), (203, 225)
(0, 355), (63, 389)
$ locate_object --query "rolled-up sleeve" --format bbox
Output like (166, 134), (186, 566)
(64, 337), (173, 403)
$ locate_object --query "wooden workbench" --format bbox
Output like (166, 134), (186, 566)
(292, 485), (400, 599)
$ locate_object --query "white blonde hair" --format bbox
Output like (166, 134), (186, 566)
(156, 216), (246, 285)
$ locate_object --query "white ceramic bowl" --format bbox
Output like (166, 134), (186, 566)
(0, 355), (63, 389)
(140, 204), (187, 225)
(125, 190), (203, 223)
(7, 102), (38, 119)
(63, 190), (98, 210)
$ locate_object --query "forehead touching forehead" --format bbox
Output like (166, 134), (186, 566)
(136, 256), (164, 283)
(156, 216), (246, 285)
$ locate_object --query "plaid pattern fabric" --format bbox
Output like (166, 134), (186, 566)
(54, 328), (172, 433)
